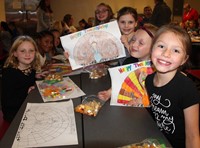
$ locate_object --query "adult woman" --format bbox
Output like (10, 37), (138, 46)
(36, 0), (54, 32)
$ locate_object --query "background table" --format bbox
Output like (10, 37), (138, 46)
(0, 73), (172, 148)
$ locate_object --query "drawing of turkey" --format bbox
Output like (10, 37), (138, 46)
(117, 67), (154, 107)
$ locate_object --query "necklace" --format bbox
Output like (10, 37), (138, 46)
(18, 66), (32, 76)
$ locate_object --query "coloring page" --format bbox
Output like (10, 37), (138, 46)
(12, 100), (78, 148)
(60, 21), (125, 70)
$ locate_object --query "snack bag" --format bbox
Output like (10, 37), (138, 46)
(119, 138), (166, 148)
(75, 95), (105, 117)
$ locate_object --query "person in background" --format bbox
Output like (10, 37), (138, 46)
(117, 6), (138, 65)
(145, 24), (200, 148)
(98, 24), (158, 101)
(79, 19), (91, 30)
(1, 36), (44, 123)
(88, 17), (95, 27)
(150, 0), (171, 27)
(36, 0), (54, 32)
(35, 30), (56, 67)
(0, 21), (12, 53)
(186, 20), (199, 36)
(8, 21), (22, 41)
(51, 20), (70, 36)
(94, 3), (115, 26)
(63, 14), (77, 33)
(138, 6), (152, 27)
(50, 29), (64, 54)
(182, 3), (199, 29)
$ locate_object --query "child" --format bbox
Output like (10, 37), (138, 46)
(117, 6), (138, 65)
(95, 3), (115, 26)
(35, 30), (56, 67)
(98, 24), (158, 101)
(1, 36), (42, 123)
(50, 29), (64, 54)
(145, 24), (200, 148)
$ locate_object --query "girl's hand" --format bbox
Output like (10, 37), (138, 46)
(28, 86), (35, 94)
(120, 35), (129, 49)
(125, 97), (143, 107)
(36, 71), (49, 79)
(97, 88), (112, 101)
(64, 51), (69, 59)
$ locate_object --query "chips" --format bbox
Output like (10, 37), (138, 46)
(75, 95), (105, 117)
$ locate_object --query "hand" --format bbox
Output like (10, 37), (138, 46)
(97, 88), (112, 101)
(125, 97), (143, 107)
(28, 86), (35, 94)
(36, 71), (49, 79)
(120, 35), (129, 49)
(64, 51), (69, 59)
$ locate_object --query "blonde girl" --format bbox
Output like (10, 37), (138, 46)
(2, 36), (41, 123)
(98, 24), (158, 101)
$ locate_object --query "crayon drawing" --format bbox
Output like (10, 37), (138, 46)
(60, 21), (125, 70)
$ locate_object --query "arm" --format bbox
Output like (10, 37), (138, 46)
(184, 104), (200, 148)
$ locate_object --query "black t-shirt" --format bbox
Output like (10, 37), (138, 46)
(145, 72), (200, 148)
(1, 67), (36, 122)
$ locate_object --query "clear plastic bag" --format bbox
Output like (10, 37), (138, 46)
(119, 138), (166, 148)
(75, 95), (105, 116)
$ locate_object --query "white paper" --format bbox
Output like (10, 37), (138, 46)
(60, 21), (126, 70)
(109, 60), (154, 107)
(12, 100), (78, 148)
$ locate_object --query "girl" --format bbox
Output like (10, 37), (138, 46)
(35, 30), (56, 67)
(50, 29), (64, 54)
(1, 36), (42, 123)
(95, 3), (115, 26)
(98, 24), (158, 101)
(145, 24), (200, 148)
(117, 7), (138, 65)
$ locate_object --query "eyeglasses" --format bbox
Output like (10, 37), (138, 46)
(95, 9), (108, 15)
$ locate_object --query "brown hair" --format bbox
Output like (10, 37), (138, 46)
(151, 24), (192, 69)
(95, 3), (114, 25)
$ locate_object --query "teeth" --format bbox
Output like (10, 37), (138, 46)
(158, 59), (170, 65)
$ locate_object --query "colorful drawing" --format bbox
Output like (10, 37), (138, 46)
(36, 77), (85, 102)
(109, 60), (155, 107)
(118, 67), (154, 107)
(60, 21), (126, 70)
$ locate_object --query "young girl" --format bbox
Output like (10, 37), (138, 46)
(117, 7), (138, 65)
(35, 30), (56, 67)
(50, 29), (64, 54)
(145, 24), (200, 148)
(98, 24), (158, 101)
(95, 3), (115, 26)
(1, 36), (42, 123)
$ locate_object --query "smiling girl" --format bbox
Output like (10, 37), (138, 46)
(1, 36), (42, 123)
(145, 24), (200, 148)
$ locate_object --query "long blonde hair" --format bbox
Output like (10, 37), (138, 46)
(4, 35), (41, 71)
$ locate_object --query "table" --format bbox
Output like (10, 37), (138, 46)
(0, 73), (172, 148)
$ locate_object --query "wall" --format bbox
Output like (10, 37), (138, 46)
(51, 0), (173, 27)
(0, 0), (6, 21)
